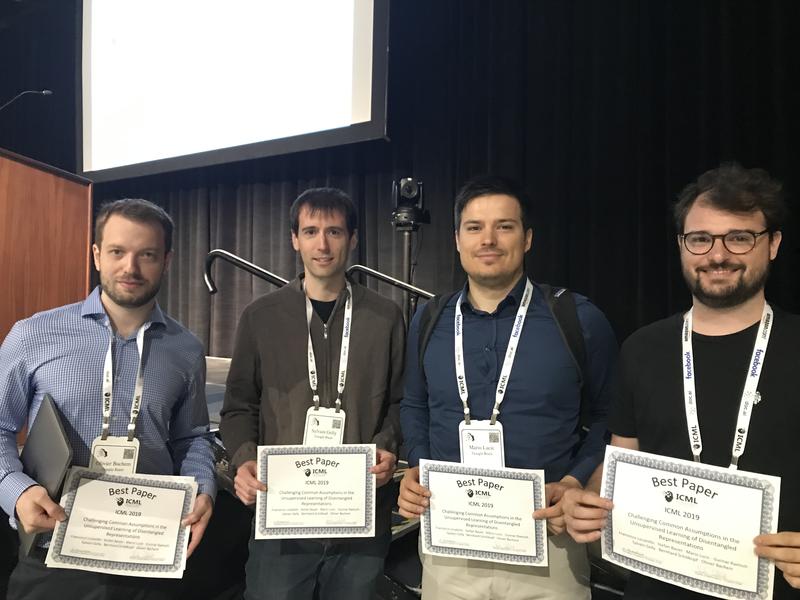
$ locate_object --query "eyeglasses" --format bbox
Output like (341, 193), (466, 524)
(680, 229), (770, 255)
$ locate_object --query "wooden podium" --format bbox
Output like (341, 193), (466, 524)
(0, 148), (93, 342)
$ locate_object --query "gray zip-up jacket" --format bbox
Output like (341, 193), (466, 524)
(219, 276), (405, 532)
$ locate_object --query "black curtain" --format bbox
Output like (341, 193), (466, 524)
(4, 0), (800, 357)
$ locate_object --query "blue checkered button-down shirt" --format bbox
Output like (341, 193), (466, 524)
(0, 287), (216, 517)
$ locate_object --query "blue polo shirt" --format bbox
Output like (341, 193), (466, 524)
(400, 277), (618, 484)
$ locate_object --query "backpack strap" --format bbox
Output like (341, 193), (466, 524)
(417, 291), (460, 375)
(539, 283), (590, 432)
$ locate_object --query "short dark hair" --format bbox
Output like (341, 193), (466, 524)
(290, 187), (357, 236)
(95, 198), (174, 253)
(454, 175), (532, 231)
(674, 163), (788, 233)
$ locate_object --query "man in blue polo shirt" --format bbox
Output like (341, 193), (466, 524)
(398, 176), (618, 599)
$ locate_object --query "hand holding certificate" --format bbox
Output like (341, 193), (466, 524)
(601, 446), (781, 599)
(45, 467), (197, 578)
(255, 444), (376, 539)
(419, 460), (547, 566)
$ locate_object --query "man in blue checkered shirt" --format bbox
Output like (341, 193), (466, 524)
(0, 199), (216, 599)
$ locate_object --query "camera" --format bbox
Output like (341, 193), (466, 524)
(391, 178), (430, 231)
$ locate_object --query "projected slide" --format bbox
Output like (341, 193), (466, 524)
(81, 0), (386, 180)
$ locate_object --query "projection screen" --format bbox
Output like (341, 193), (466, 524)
(79, 0), (388, 182)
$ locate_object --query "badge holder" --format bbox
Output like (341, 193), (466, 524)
(89, 435), (140, 474)
(303, 406), (346, 445)
(458, 420), (505, 468)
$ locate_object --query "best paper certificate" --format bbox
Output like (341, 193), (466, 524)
(255, 444), (376, 539)
(46, 467), (197, 578)
(420, 459), (547, 566)
(601, 446), (781, 599)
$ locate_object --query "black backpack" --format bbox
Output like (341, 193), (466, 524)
(416, 284), (591, 432)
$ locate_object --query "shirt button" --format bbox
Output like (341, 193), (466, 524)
(484, 346), (491, 352)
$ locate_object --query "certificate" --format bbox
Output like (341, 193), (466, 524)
(255, 444), (375, 539)
(45, 467), (197, 578)
(601, 446), (781, 599)
(419, 459), (547, 566)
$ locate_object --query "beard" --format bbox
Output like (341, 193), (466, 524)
(467, 268), (524, 294)
(683, 259), (769, 309)
(100, 274), (162, 309)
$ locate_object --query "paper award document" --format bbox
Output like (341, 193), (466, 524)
(419, 459), (547, 566)
(255, 444), (376, 539)
(46, 467), (197, 578)
(601, 446), (781, 599)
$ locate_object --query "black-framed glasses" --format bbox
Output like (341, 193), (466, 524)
(680, 229), (770, 255)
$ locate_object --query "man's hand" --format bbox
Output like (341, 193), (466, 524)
(560, 487), (612, 543)
(370, 449), (397, 487)
(234, 460), (266, 506)
(754, 532), (800, 588)
(15, 485), (65, 534)
(531, 476), (582, 536)
(182, 494), (213, 557)
(397, 466), (430, 519)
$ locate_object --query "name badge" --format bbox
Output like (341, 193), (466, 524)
(303, 407), (346, 445)
(459, 420), (505, 468)
(89, 436), (140, 474)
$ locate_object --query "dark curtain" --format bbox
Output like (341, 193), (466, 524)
(4, 1), (800, 357)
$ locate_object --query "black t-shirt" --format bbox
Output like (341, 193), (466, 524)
(311, 299), (336, 323)
(610, 308), (800, 599)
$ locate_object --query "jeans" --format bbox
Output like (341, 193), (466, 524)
(244, 533), (391, 600)
(7, 547), (179, 600)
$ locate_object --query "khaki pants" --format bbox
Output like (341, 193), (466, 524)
(421, 534), (590, 600)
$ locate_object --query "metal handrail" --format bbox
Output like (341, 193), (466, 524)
(346, 264), (433, 300)
(204, 249), (289, 294)
(204, 249), (434, 302)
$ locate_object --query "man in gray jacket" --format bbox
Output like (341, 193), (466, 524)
(220, 187), (405, 600)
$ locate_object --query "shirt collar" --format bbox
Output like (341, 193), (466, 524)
(458, 274), (528, 315)
(80, 286), (166, 328)
(297, 272), (354, 301)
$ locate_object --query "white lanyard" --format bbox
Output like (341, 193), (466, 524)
(305, 282), (353, 412)
(454, 279), (533, 425)
(102, 324), (147, 441)
(682, 302), (773, 469)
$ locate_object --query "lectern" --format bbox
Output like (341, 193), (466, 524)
(0, 148), (92, 342)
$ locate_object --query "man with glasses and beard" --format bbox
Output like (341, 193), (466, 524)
(560, 163), (800, 599)
(0, 199), (216, 599)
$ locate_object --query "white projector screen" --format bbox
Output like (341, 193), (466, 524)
(79, 0), (388, 182)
